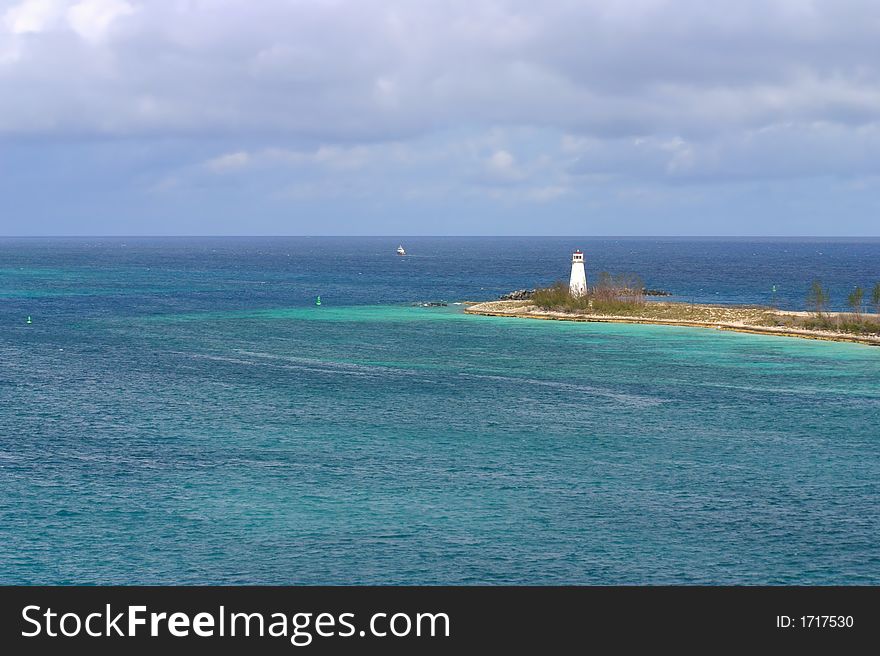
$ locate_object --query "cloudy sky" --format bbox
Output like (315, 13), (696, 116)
(1, 0), (879, 235)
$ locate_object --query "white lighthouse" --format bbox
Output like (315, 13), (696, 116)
(569, 250), (587, 297)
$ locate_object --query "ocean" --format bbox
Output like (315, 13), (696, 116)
(1, 237), (879, 584)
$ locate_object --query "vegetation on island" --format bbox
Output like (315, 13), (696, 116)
(848, 286), (864, 316)
(531, 273), (647, 315)
(806, 279), (830, 315)
(762, 279), (880, 336)
(528, 275), (880, 337)
(532, 279), (775, 323)
(765, 313), (880, 336)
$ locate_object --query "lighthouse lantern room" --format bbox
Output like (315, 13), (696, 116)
(569, 250), (587, 297)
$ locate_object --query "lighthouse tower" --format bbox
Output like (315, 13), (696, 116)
(569, 250), (587, 297)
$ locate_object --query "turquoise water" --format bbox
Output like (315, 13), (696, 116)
(1, 238), (879, 583)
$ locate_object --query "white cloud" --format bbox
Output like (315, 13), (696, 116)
(0, 1), (877, 142)
(485, 149), (522, 180)
(3, 0), (65, 34)
(203, 144), (376, 174)
(313, 145), (370, 171)
(3, 0), (880, 222)
(205, 151), (250, 172)
(3, 0), (133, 40)
(66, 0), (134, 42)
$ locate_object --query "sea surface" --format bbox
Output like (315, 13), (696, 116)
(1, 237), (879, 584)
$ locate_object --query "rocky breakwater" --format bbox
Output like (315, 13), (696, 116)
(499, 289), (536, 301)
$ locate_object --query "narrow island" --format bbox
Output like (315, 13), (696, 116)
(465, 252), (880, 346)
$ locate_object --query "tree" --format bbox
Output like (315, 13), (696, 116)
(847, 287), (864, 317)
(807, 280), (829, 316)
(872, 282), (880, 315)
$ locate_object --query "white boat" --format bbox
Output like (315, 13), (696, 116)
(396, 245), (406, 256)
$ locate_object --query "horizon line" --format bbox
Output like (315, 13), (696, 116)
(3, 234), (880, 239)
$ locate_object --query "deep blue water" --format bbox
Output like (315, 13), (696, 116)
(1, 237), (879, 584)
(2, 236), (879, 313)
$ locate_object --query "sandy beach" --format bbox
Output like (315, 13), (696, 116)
(465, 300), (880, 346)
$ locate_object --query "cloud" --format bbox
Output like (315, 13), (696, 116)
(202, 144), (376, 174)
(3, 0), (134, 40)
(485, 149), (521, 181)
(67, 0), (135, 42)
(3, 0), (65, 34)
(2, 1), (880, 234)
(564, 121), (880, 183)
(1, 1), (878, 142)
(205, 150), (250, 172)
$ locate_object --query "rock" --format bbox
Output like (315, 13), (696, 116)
(499, 289), (536, 300)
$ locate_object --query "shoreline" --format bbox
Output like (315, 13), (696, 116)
(464, 300), (880, 346)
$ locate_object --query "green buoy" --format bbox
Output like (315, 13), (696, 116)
(26, 316), (32, 324)
(315, 295), (322, 306)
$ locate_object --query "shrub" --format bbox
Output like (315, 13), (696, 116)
(807, 280), (829, 315)
(531, 275), (647, 314)
(847, 287), (864, 316)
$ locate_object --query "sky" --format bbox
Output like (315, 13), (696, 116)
(1, 0), (879, 236)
